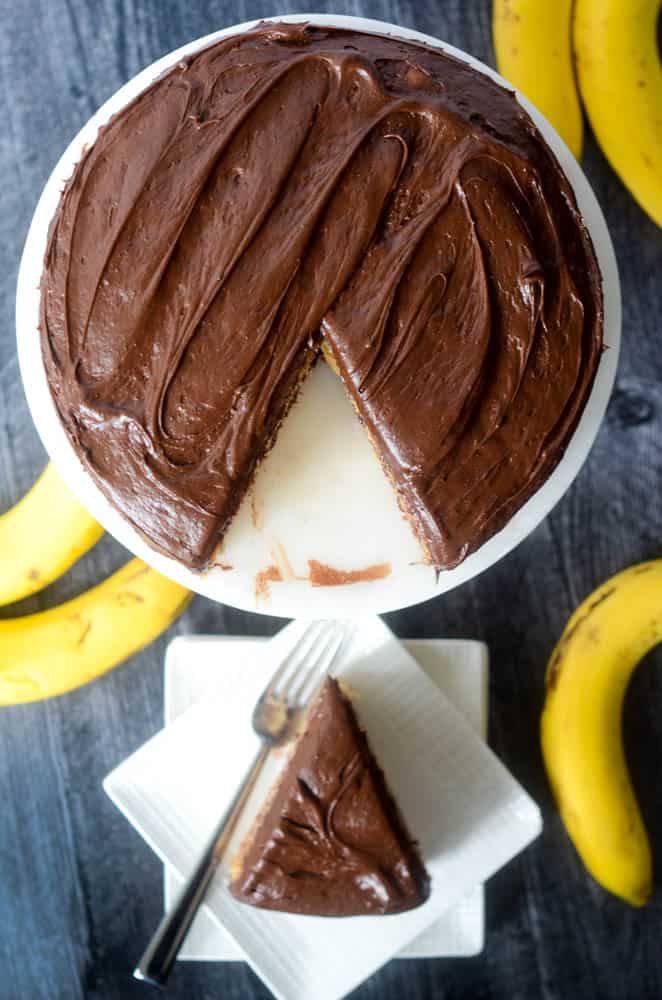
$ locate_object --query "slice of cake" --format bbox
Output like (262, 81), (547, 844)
(229, 676), (430, 916)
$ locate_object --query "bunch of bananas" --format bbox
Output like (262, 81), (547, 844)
(0, 464), (191, 704)
(493, 0), (662, 227)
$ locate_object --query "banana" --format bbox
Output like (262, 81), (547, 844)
(0, 463), (104, 606)
(574, 0), (662, 228)
(493, 0), (583, 159)
(0, 558), (191, 704)
(540, 561), (662, 906)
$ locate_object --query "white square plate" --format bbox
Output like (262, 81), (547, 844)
(163, 634), (488, 959)
(104, 618), (542, 1000)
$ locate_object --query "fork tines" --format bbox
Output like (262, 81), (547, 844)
(271, 621), (346, 705)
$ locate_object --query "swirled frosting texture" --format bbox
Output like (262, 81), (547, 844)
(230, 677), (430, 916)
(40, 22), (603, 569)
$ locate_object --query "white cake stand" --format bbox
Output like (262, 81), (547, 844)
(16, 14), (620, 617)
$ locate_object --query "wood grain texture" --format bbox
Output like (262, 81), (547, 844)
(1, 1), (661, 997)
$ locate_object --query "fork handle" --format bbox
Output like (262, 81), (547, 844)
(134, 743), (269, 988)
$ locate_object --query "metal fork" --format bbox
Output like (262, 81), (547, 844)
(134, 620), (346, 988)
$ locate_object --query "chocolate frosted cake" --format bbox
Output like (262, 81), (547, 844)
(230, 676), (430, 916)
(40, 22), (603, 571)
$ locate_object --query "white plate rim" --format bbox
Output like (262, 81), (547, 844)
(16, 12), (621, 618)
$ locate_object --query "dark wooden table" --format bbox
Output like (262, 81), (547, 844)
(2, 1), (661, 997)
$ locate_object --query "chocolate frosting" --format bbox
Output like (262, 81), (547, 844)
(40, 22), (603, 569)
(230, 677), (430, 916)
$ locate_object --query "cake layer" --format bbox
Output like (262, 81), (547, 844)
(40, 22), (603, 570)
(229, 676), (430, 916)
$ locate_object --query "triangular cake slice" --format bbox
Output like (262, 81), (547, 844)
(229, 676), (430, 916)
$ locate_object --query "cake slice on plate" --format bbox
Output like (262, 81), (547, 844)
(229, 676), (430, 916)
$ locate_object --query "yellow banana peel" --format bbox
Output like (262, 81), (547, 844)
(493, 0), (583, 159)
(0, 558), (192, 704)
(0, 463), (104, 606)
(574, 0), (662, 228)
(541, 561), (662, 906)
